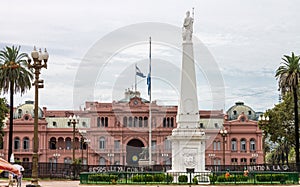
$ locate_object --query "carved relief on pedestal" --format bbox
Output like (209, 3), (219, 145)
(183, 148), (197, 167)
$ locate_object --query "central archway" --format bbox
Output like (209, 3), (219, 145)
(126, 139), (144, 166)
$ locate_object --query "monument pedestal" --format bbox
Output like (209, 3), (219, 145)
(168, 128), (206, 172)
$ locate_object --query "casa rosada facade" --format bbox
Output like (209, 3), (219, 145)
(1, 90), (263, 167)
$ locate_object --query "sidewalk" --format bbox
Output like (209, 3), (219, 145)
(18, 180), (300, 187)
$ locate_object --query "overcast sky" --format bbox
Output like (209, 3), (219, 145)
(1, 0), (300, 113)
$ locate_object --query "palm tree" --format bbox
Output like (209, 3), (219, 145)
(0, 46), (33, 162)
(275, 52), (300, 172)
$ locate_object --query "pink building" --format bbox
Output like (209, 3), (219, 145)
(1, 91), (263, 168)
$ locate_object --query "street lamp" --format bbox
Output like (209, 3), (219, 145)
(258, 114), (269, 164)
(53, 153), (60, 163)
(69, 115), (79, 163)
(27, 46), (49, 186)
(84, 139), (91, 165)
(79, 129), (87, 165)
(219, 128), (228, 170)
(107, 153), (114, 165)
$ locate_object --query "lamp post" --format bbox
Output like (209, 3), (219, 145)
(53, 153), (60, 172)
(27, 46), (49, 186)
(258, 114), (269, 164)
(68, 115), (79, 163)
(84, 139), (91, 166)
(79, 129), (87, 165)
(219, 128), (228, 170)
(107, 153), (114, 165)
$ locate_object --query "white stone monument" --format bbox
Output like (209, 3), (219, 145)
(168, 10), (206, 173)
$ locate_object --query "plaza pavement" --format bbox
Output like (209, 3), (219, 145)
(13, 180), (299, 187)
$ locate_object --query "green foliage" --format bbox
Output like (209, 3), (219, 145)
(192, 176), (198, 184)
(153, 173), (165, 182)
(209, 174), (217, 183)
(131, 174), (153, 182)
(166, 174), (173, 182)
(178, 175), (188, 183)
(256, 174), (288, 182)
(216, 175), (248, 182)
(88, 174), (118, 182)
(0, 98), (8, 137)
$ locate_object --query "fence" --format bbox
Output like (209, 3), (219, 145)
(79, 171), (299, 185)
(6, 162), (299, 180)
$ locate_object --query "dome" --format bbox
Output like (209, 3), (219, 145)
(227, 101), (256, 120)
(14, 100), (43, 119)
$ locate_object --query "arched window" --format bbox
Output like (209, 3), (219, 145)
(231, 138), (237, 151)
(134, 117), (138, 127)
(250, 139), (256, 151)
(170, 117), (174, 127)
(123, 117), (127, 127)
(99, 157), (106, 165)
(14, 137), (20, 150)
(241, 139), (246, 152)
(49, 137), (56, 150)
(241, 158), (247, 165)
(65, 137), (72, 150)
(164, 139), (171, 150)
(105, 117), (108, 127)
(64, 157), (72, 164)
(144, 117), (148, 127)
(213, 141), (221, 151)
(99, 137), (105, 149)
(163, 118), (166, 128)
(23, 137), (30, 151)
(128, 117), (133, 127)
(97, 117), (100, 127)
(139, 117), (143, 127)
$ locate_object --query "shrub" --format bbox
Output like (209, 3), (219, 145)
(145, 174), (153, 182)
(256, 174), (288, 182)
(153, 173), (165, 182)
(88, 174), (118, 182)
(132, 175), (143, 182)
(178, 175), (188, 183)
(166, 174), (174, 182)
(192, 176), (198, 184)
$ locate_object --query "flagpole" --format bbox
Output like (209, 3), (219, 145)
(135, 64), (137, 92)
(148, 37), (152, 166)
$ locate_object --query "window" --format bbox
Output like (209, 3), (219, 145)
(114, 140), (120, 151)
(151, 140), (156, 150)
(23, 137), (30, 151)
(99, 137), (105, 149)
(97, 117), (100, 127)
(22, 158), (29, 163)
(82, 121), (86, 127)
(144, 117), (148, 127)
(231, 139), (237, 151)
(163, 118), (166, 128)
(67, 121), (71, 126)
(49, 137), (56, 150)
(233, 110), (237, 115)
(213, 158), (221, 165)
(128, 117), (133, 127)
(231, 158), (238, 165)
(199, 123), (204, 128)
(214, 123), (219, 128)
(213, 141), (221, 151)
(52, 121), (57, 126)
(14, 137), (20, 150)
(250, 139), (256, 151)
(248, 111), (252, 115)
(241, 139), (246, 152)
(64, 157), (72, 164)
(134, 117), (138, 127)
(123, 117), (127, 127)
(170, 117), (174, 127)
(241, 158), (247, 165)
(99, 157), (106, 165)
(250, 158), (256, 165)
(139, 117), (143, 127)
(66, 138), (72, 150)
(18, 109), (22, 118)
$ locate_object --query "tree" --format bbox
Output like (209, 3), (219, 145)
(275, 52), (300, 171)
(0, 45), (33, 161)
(260, 94), (294, 164)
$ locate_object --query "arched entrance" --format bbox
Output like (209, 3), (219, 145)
(126, 139), (144, 166)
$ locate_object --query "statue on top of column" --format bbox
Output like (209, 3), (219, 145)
(182, 10), (194, 42)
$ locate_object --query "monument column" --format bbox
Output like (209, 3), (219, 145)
(168, 10), (206, 174)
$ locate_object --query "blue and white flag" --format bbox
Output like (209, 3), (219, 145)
(147, 73), (151, 96)
(136, 65), (146, 78)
